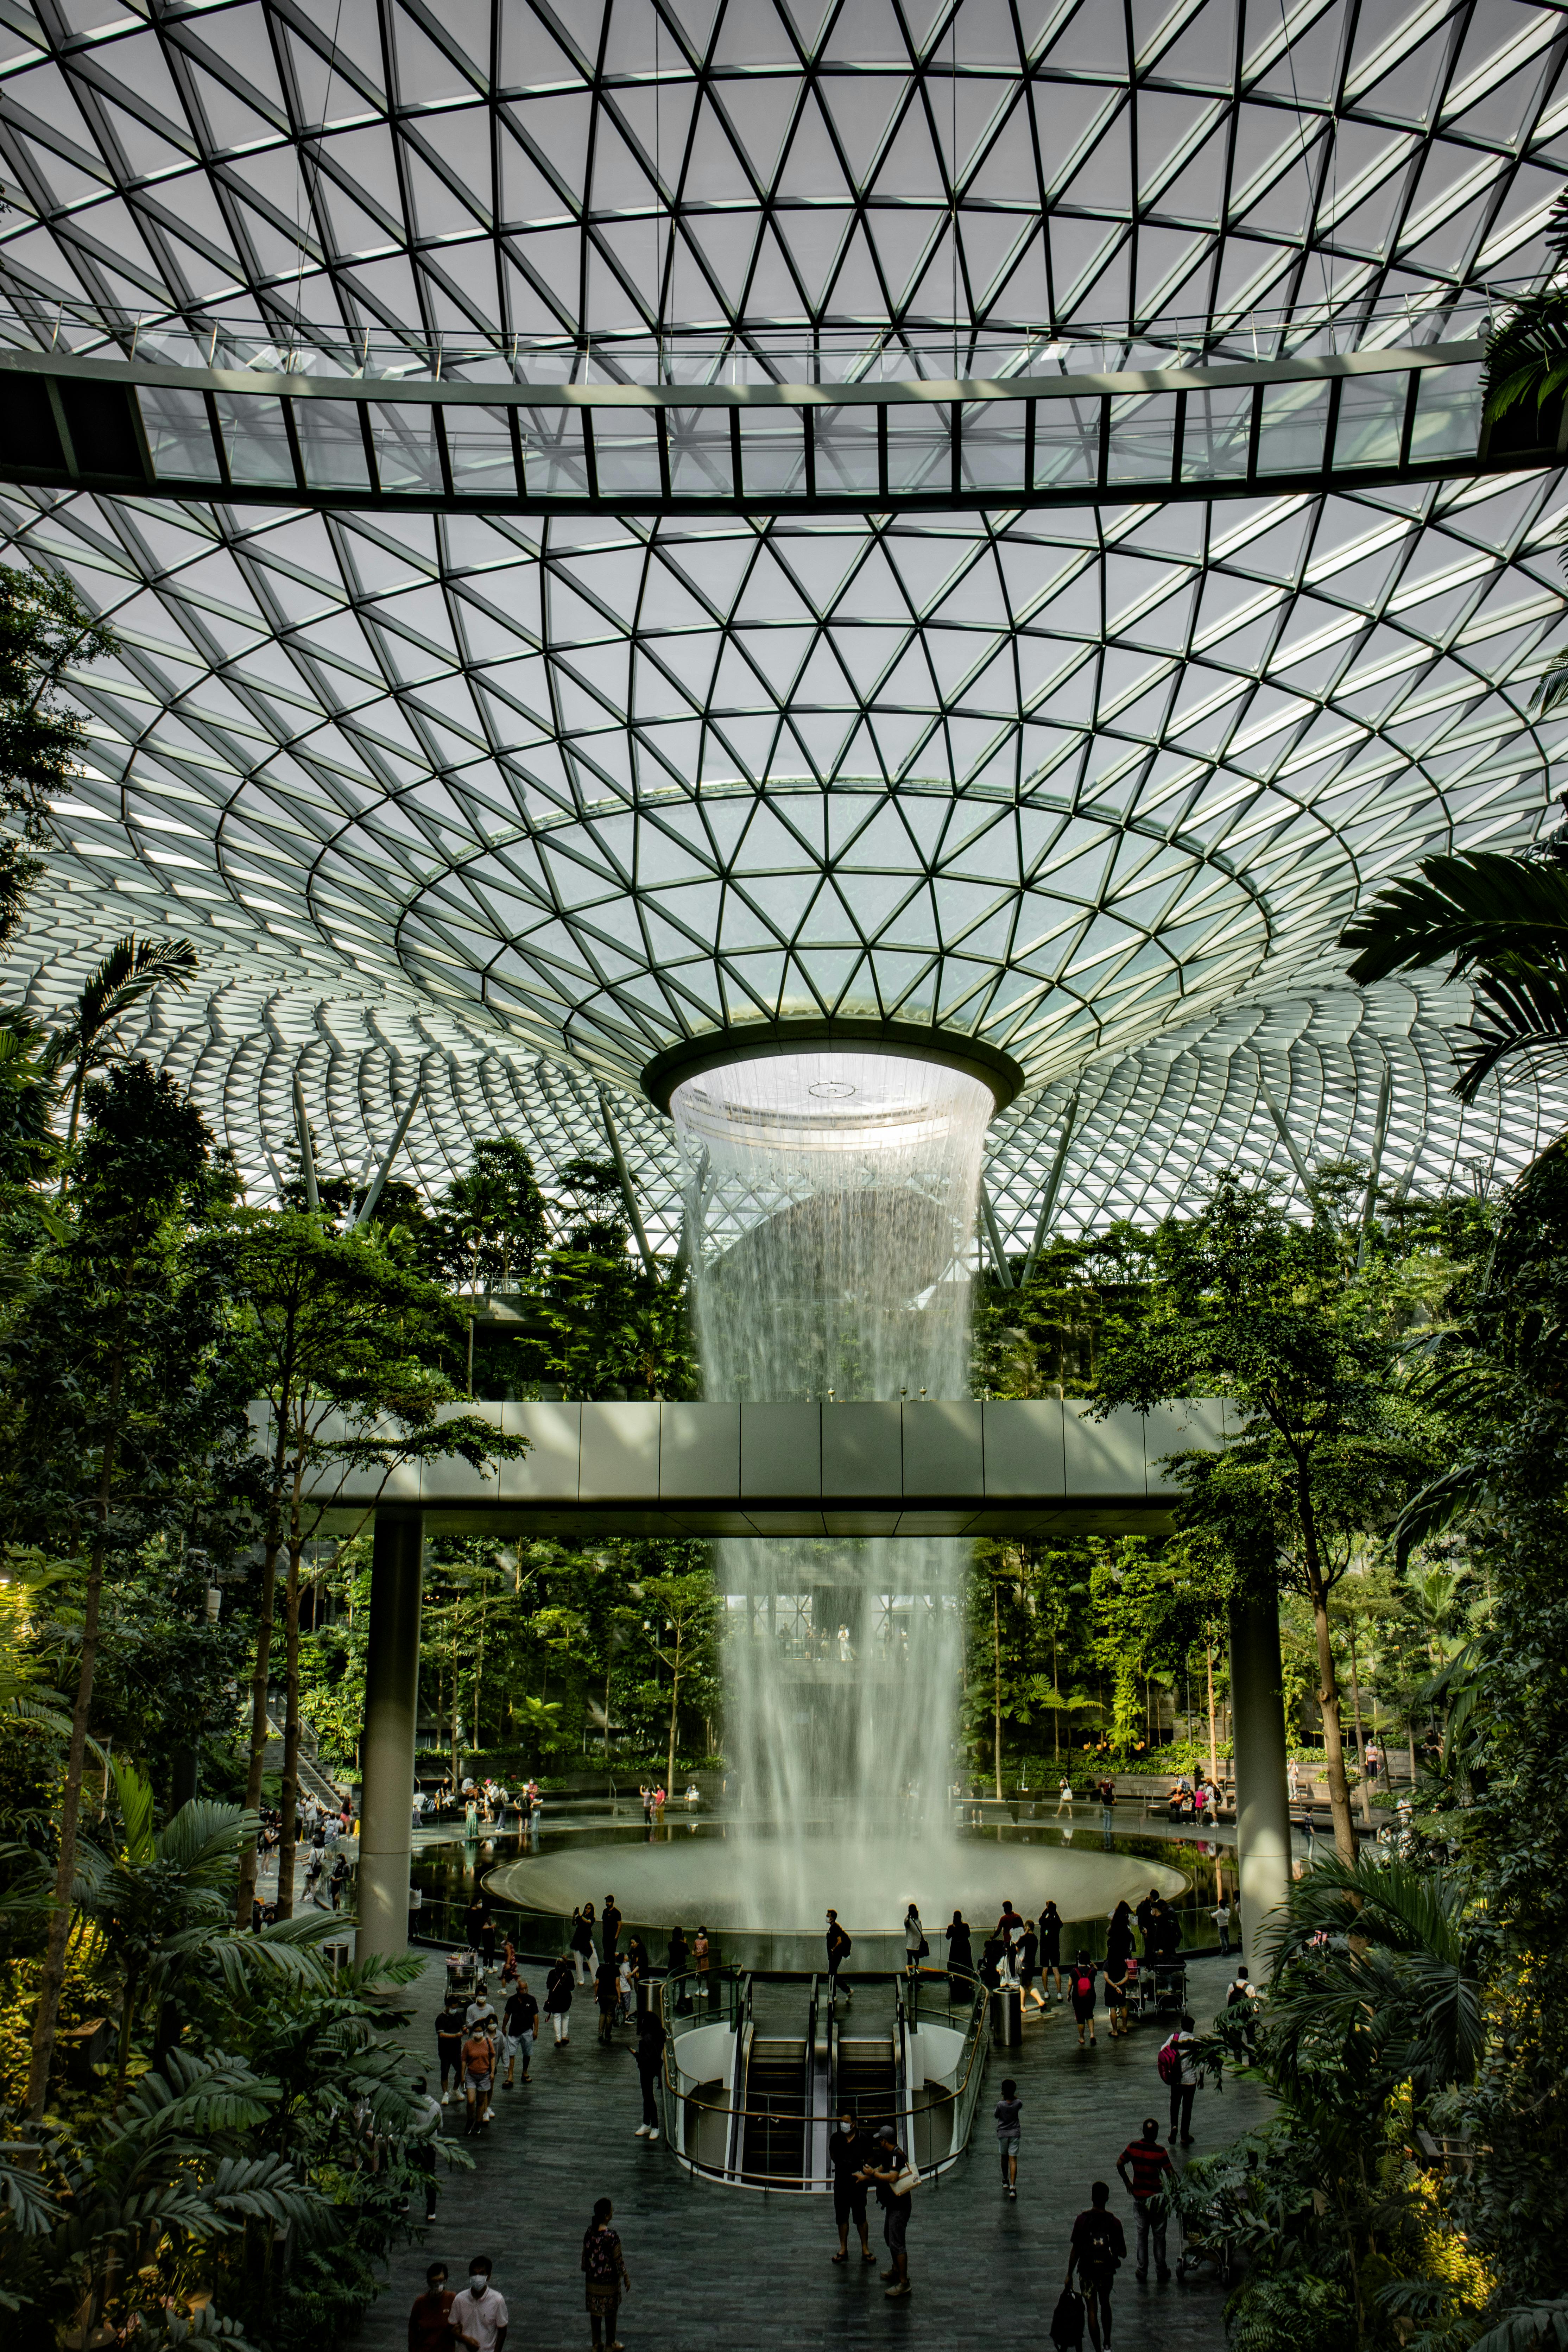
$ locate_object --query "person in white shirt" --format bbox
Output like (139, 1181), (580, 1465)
(452, 2257), (507, 2352)
(1211, 1898), (1234, 1956)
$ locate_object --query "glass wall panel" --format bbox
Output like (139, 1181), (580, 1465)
(1410, 361), (1483, 463)
(1256, 378), (1330, 473)
(1181, 384), (1252, 480)
(136, 383), (223, 481)
(213, 391), (296, 487)
(517, 407), (590, 495)
(444, 403), (517, 496)
(737, 406), (808, 495)
(815, 404), (879, 493)
(369, 402), (442, 493)
(1333, 372), (1406, 469)
(292, 398), (370, 491)
(1107, 391), (1176, 482)
(959, 398), (1027, 492)
(590, 407), (661, 493)
(886, 400), (951, 492)
(666, 405), (735, 495)
(1032, 396), (1099, 488)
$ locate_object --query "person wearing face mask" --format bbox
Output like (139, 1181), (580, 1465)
(406, 2261), (456, 2352)
(454, 2256), (507, 2352)
(827, 2110), (876, 2264)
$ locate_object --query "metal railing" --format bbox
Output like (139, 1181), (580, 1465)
(656, 1965), (989, 2193)
(0, 279), (1536, 390)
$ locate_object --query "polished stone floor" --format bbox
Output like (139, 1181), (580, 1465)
(356, 1942), (1267, 2349)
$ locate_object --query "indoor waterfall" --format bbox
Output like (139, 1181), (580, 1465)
(672, 1048), (992, 1930)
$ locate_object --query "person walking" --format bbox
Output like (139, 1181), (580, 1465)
(1098, 1777), (1116, 1836)
(407, 2262), (456, 2352)
(581, 2199), (630, 2351)
(632, 2008), (666, 2141)
(1103, 1947), (1133, 2038)
(994, 2076), (1023, 2199)
(544, 1953), (574, 2048)
(461, 2015), (496, 2137)
(436, 1986), (467, 2105)
(453, 2257), (507, 2352)
(1018, 1920), (1047, 2013)
(405, 2076), (444, 2225)
(1056, 1772), (1074, 1815)
(1039, 1899), (1064, 2001)
(479, 1911), (497, 1973)
(1117, 2118), (1177, 2283)
(828, 2111), (877, 2264)
(862, 2124), (915, 2299)
(1066, 2182), (1126, 2352)
(825, 1909), (853, 2006)
(594, 1951), (621, 2046)
(1212, 1896), (1233, 1956)
(602, 1895), (622, 1958)
(500, 1979), (537, 2088)
(695, 1922), (715, 2010)
(1225, 1964), (1259, 2050)
(1068, 1950), (1099, 2048)
(570, 1904), (597, 1985)
(1160, 2011), (1203, 2143)
(944, 1909), (973, 1999)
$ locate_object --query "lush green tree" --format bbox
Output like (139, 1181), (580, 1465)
(2, 1060), (221, 2120)
(424, 1136), (550, 1395)
(193, 1209), (528, 1922)
(43, 934), (201, 1148)
(1094, 1174), (1437, 1860)
(0, 571), (118, 841)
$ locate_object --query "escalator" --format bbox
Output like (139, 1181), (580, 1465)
(739, 2037), (809, 2184)
(834, 2032), (898, 2138)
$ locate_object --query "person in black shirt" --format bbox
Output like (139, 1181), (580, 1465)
(480, 1911), (497, 1971)
(825, 1910), (853, 2006)
(501, 1982), (538, 2087)
(595, 1955), (620, 2044)
(1067, 2180), (1126, 2351)
(1068, 1950), (1099, 2048)
(1136, 1888), (1160, 1959)
(1018, 1921), (1045, 2013)
(435, 1993), (466, 2103)
(463, 1896), (485, 1953)
(827, 2112), (875, 2263)
(601, 1896), (622, 1957)
(544, 1954), (574, 2047)
(944, 1909), (973, 2000)
(1039, 1899), (1064, 2001)
(632, 2009), (666, 2140)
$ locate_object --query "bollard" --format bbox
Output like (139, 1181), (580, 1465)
(990, 1986), (1021, 2046)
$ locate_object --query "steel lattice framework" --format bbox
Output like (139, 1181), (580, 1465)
(1, 0), (1568, 1239)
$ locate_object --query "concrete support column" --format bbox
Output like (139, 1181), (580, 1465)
(358, 1509), (424, 1962)
(1228, 1586), (1293, 1968)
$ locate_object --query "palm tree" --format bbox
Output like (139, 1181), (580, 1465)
(44, 932), (200, 1146)
(1341, 841), (1568, 1101)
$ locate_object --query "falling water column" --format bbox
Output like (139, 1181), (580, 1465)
(1228, 1587), (1294, 1965)
(672, 1048), (992, 1928)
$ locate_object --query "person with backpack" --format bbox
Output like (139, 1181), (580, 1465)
(1225, 1962), (1259, 2049)
(1116, 2117), (1177, 2283)
(544, 1953), (574, 2047)
(1159, 2011), (1203, 2142)
(1066, 2180), (1126, 2351)
(826, 1909), (853, 2006)
(1069, 1950), (1099, 2048)
(581, 2198), (630, 2351)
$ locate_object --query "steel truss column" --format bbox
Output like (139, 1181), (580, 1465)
(358, 1509), (424, 1961)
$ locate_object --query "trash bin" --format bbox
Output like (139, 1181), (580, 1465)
(990, 1986), (1021, 2046)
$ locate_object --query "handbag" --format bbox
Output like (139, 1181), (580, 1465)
(892, 2163), (920, 2196)
(1049, 2284), (1085, 2348)
(917, 1936), (930, 1958)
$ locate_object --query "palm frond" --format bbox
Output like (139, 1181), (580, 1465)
(1452, 965), (1568, 1102)
(1341, 853), (1568, 987)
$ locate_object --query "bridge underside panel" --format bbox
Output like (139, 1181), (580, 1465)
(293, 1396), (1218, 1543)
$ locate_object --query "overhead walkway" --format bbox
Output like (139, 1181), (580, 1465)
(284, 1393), (1229, 1541)
(0, 298), (1546, 518)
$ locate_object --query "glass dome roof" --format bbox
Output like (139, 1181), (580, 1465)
(1, 0), (1567, 1238)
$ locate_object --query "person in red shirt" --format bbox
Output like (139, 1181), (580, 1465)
(1116, 2118), (1178, 2282)
(408, 2262), (460, 2352)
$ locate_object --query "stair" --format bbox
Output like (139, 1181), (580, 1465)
(835, 2037), (897, 2137)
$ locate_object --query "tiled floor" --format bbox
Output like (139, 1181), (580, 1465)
(355, 1941), (1265, 2349)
